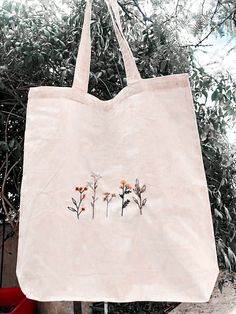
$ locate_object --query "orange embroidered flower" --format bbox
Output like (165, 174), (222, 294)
(120, 179), (127, 186)
(75, 186), (80, 191)
(125, 183), (132, 189)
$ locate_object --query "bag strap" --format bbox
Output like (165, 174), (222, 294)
(72, 0), (141, 92)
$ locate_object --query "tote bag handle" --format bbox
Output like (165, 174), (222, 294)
(72, 0), (141, 92)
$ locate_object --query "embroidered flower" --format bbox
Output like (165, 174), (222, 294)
(87, 172), (102, 219)
(68, 175), (147, 221)
(125, 183), (132, 189)
(103, 192), (116, 218)
(119, 179), (132, 216)
(68, 186), (87, 219)
(133, 179), (147, 215)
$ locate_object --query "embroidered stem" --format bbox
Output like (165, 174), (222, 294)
(87, 172), (102, 219)
(76, 192), (84, 219)
(106, 200), (109, 218)
(103, 192), (116, 218)
(68, 186), (87, 220)
(119, 180), (132, 216)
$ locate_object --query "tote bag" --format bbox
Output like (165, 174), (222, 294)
(16, 0), (219, 302)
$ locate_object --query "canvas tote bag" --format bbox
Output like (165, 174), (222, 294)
(16, 0), (219, 302)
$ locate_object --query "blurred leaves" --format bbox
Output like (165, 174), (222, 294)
(189, 60), (236, 272)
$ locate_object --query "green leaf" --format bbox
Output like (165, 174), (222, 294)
(202, 90), (208, 99)
(211, 90), (218, 101)
(224, 206), (231, 222)
(43, 29), (50, 37)
(0, 141), (9, 152)
(8, 139), (15, 149)
(37, 54), (44, 64)
(214, 208), (223, 219)
(222, 251), (231, 271)
(227, 247), (236, 265)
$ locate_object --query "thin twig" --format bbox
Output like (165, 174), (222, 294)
(2, 195), (18, 213)
(195, 11), (234, 47)
(210, 0), (221, 23)
(201, 0), (206, 15)
(1, 198), (15, 229)
(180, 44), (213, 48)
(174, 0), (180, 16)
(98, 77), (112, 98)
(1, 110), (25, 120)
(132, 0), (152, 23)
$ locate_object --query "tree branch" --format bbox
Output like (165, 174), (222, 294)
(210, 0), (221, 23)
(175, 0), (180, 17)
(132, 0), (152, 23)
(195, 11), (234, 47)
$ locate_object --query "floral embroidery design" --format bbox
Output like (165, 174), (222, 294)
(66, 173), (147, 220)
(87, 172), (102, 219)
(103, 192), (116, 218)
(119, 180), (132, 216)
(133, 179), (147, 215)
(67, 186), (87, 219)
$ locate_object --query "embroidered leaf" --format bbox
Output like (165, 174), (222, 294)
(119, 193), (124, 198)
(142, 198), (147, 206)
(68, 206), (76, 212)
(123, 199), (130, 208)
(72, 198), (77, 206)
(133, 197), (139, 205)
(125, 190), (132, 194)
(141, 185), (146, 193)
(87, 182), (93, 189)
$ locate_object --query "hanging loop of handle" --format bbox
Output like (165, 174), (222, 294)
(72, 0), (141, 92)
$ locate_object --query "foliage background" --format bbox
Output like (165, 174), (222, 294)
(0, 0), (236, 295)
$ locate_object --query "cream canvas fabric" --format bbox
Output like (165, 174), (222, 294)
(16, 0), (219, 302)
